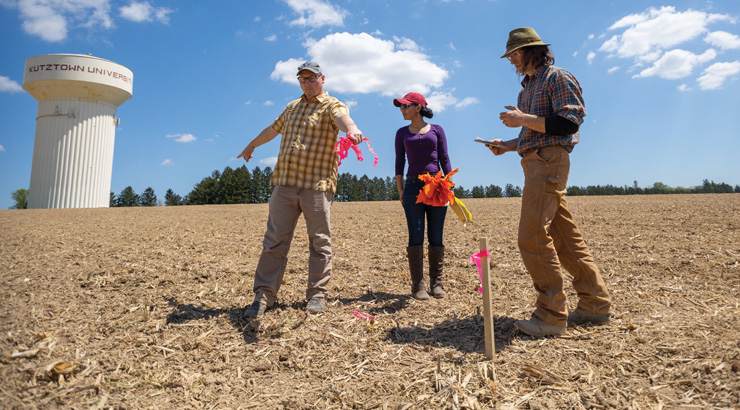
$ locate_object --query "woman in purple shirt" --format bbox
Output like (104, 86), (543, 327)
(393, 92), (453, 300)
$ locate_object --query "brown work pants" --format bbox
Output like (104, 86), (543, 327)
(252, 185), (334, 306)
(519, 146), (611, 327)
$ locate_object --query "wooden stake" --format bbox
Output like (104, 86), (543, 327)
(480, 237), (495, 360)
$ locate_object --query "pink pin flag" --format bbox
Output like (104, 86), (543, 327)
(470, 249), (490, 293)
(353, 310), (376, 320)
(573, 201), (579, 216)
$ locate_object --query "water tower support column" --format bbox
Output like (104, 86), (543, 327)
(29, 98), (118, 208)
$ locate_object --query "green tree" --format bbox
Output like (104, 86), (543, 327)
(11, 189), (28, 209)
(250, 167), (273, 203)
(453, 185), (471, 198)
(139, 187), (157, 206)
(387, 176), (400, 201)
(358, 175), (373, 201)
(503, 184), (522, 198)
(485, 184), (503, 198)
(471, 186), (485, 198)
(187, 171), (220, 205)
(109, 192), (116, 206)
(116, 186), (139, 207)
(164, 189), (183, 206)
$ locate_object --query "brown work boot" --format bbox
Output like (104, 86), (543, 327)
(428, 245), (445, 299)
(514, 315), (566, 338)
(408, 245), (430, 300)
(568, 308), (611, 325)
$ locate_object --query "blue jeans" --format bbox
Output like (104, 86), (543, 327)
(403, 178), (447, 247)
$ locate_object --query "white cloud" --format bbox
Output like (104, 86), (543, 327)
(697, 61), (740, 90)
(393, 36), (420, 52)
(677, 84), (690, 92)
(166, 133), (196, 143)
(425, 91), (477, 113)
(265, 34), (277, 42)
(119, 1), (173, 24)
(17, 0), (113, 42)
(284, 0), (345, 28)
(0, 76), (23, 93)
(270, 32), (449, 96)
(587, 51), (596, 64)
(160, 159), (173, 166)
(449, 42), (456, 51)
(259, 156), (278, 166)
(455, 97), (478, 109)
(0, 145), (5, 152)
(607, 66), (621, 74)
(600, 6), (730, 61)
(263, 100), (274, 106)
(704, 31), (740, 50)
(344, 99), (358, 109)
(634, 48), (716, 79)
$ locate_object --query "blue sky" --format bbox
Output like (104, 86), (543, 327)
(1, 0), (739, 209)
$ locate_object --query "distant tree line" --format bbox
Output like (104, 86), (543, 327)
(566, 179), (739, 196)
(9, 172), (740, 209)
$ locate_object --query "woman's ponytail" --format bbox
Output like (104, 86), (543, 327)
(420, 106), (434, 119)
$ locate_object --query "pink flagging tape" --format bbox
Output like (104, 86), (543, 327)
(470, 249), (491, 293)
(334, 134), (378, 167)
(353, 310), (375, 320)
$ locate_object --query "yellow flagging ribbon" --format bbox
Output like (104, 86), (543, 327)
(415, 168), (472, 226)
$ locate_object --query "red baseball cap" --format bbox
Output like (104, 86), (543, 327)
(393, 92), (427, 107)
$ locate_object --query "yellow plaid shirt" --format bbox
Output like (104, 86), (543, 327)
(270, 92), (348, 193)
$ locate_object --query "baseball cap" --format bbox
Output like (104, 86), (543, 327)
(393, 92), (427, 107)
(297, 61), (322, 75)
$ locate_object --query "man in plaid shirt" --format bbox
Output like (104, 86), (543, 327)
(238, 62), (363, 318)
(486, 28), (612, 337)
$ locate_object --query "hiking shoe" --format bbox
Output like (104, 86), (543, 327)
(244, 299), (267, 318)
(514, 315), (566, 338)
(412, 288), (430, 301)
(568, 308), (611, 325)
(306, 296), (325, 314)
(431, 285), (445, 299)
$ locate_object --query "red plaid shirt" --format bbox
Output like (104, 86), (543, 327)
(516, 64), (586, 155)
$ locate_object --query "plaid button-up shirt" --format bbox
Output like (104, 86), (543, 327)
(270, 92), (348, 193)
(516, 64), (586, 155)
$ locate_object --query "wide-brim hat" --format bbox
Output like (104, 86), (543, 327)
(501, 27), (551, 58)
(393, 92), (427, 107)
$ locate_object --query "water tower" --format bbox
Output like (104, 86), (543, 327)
(22, 54), (133, 209)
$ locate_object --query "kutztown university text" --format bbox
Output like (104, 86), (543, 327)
(27, 64), (132, 84)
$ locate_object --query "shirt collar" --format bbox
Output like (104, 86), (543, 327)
(302, 91), (328, 103)
(521, 64), (549, 87)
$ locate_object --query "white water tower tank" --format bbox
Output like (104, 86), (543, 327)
(22, 54), (133, 208)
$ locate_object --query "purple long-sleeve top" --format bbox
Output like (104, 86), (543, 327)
(395, 124), (453, 177)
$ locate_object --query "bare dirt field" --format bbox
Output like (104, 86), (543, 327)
(1, 194), (739, 409)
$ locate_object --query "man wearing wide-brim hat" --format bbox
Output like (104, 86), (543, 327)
(485, 27), (612, 338)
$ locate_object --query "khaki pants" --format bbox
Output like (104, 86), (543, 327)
(519, 146), (611, 327)
(252, 185), (334, 306)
